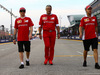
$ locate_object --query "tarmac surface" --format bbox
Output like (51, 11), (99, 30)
(0, 39), (100, 75)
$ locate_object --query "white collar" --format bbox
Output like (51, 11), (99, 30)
(85, 14), (93, 17)
(20, 16), (26, 19)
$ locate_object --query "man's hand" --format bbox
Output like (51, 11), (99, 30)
(13, 40), (16, 45)
(58, 34), (60, 39)
(79, 33), (82, 39)
(96, 34), (98, 37)
(29, 34), (33, 40)
(39, 35), (42, 40)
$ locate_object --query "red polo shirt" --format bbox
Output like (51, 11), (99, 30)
(39, 14), (59, 31)
(14, 17), (34, 41)
(79, 16), (97, 40)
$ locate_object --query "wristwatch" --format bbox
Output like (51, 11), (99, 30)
(58, 33), (60, 34)
(38, 33), (41, 35)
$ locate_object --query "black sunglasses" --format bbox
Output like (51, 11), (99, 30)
(20, 10), (26, 12)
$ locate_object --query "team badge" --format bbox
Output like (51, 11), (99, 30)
(42, 17), (47, 20)
(92, 19), (95, 21)
(17, 20), (22, 23)
(24, 19), (28, 22)
(51, 17), (55, 20)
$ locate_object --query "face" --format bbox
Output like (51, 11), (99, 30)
(19, 10), (26, 17)
(46, 6), (52, 14)
(86, 8), (92, 15)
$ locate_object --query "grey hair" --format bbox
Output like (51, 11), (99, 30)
(46, 5), (52, 8)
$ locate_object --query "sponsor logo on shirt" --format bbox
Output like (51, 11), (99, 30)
(51, 17), (55, 20)
(24, 20), (29, 22)
(17, 20), (22, 23)
(44, 21), (54, 23)
(18, 24), (28, 27)
(84, 18), (89, 22)
(92, 19), (95, 21)
(86, 23), (95, 26)
(42, 17), (47, 20)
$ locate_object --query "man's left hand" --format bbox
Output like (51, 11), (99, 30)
(29, 34), (33, 40)
(58, 34), (60, 39)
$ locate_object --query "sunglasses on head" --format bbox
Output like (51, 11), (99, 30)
(20, 10), (26, 12)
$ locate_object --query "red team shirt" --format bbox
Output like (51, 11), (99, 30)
(79, 16), (98, 40)
(14, 17), (34, 41)
(39, 14), (59, 31)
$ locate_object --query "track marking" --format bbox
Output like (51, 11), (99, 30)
(86, 73), (100, 75)
(77, 51), (93, 57)
(0, 42), (13, 45)
(62, 39), (100, 44)
(77, 51), (83, 55)
(54, 55), (94, 57)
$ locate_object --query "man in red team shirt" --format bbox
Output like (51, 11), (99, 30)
(39, 5), (60, 65)
(79, 5), (100, 69)
(13, 7), (34, 69)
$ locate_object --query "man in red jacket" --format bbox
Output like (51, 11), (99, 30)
(79, 5), (100, 69)
(39, 5), (60, 65)
(13, 7), (34, 69)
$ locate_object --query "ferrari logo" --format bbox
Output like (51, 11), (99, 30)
(84, 18), (89, 22)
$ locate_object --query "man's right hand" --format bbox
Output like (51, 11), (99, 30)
(13, 40), (16, 44)
(39, 35), (42, 40)
(79, 33), (82, 39)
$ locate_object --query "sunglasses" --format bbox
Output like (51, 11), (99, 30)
(20, 10), (26, 12)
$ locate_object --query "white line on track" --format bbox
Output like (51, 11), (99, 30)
(77, 51), (93, 57)
(77, 51), (83, 55)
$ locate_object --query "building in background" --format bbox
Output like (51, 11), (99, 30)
(0, 25), (11, 43)
(90, 0), (100, 33)
(60, 15), (84, 38)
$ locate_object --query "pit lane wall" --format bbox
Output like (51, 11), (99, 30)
(60, 34), (100, 42)
(0, 38), (13, 43)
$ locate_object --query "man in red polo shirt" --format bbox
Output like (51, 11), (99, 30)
(79, 5), (100, 69)
(13, 7), (34, 69)
(39, 5), (60, 65)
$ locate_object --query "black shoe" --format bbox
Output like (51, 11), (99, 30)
(26, 60), (30, 66)
(19, 64), (24, 69)
(83, 61), (87, 67)
(95, 63), (100, 69)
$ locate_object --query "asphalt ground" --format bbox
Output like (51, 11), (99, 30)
(0, 39), (100, 75)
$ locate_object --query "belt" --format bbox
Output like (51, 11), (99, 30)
(43, 30), (55, 32)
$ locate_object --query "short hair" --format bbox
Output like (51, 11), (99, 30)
(46, 5), (52, 8)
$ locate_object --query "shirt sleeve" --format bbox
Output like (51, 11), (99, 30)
(39, 15), (43, 28)
(14, 19), (18, 29)
(29, 18), (34, 27)
(55, 15), (59, 26)
(79, 18), (84, 27)
(95, 17), (98, 27)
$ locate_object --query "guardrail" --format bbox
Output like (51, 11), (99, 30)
(60, 34), (100, 42)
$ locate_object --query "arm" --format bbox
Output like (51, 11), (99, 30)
(55, 15), (60, 39)
(79, 17), (84, 39)
(29, 26), (33, 40)
(39, 15), (43, 40)
(95, 17), (98, 38)
(79, 26), (83, 39)
(13, 28), (17, 44)
(39, 27), (42, 40)
(56, 26), (60, 39)
(95, 26), (98, 38)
